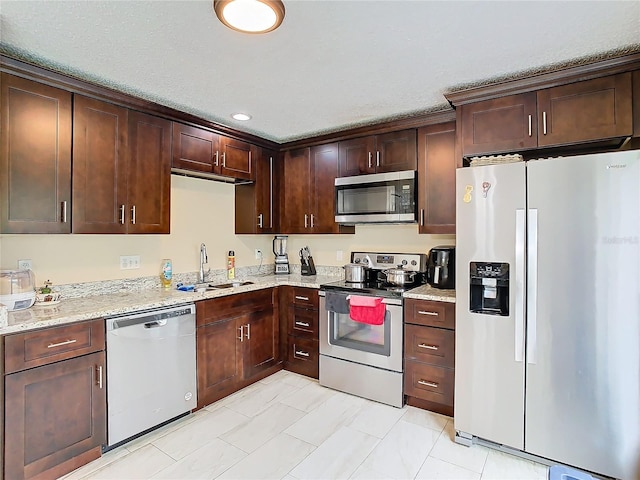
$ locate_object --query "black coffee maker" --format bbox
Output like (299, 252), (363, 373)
(427, 246), (455, 289)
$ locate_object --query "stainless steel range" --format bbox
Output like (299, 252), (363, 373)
(319, 251), (427, 408)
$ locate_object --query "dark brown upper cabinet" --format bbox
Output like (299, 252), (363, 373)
(1, 73), (72, 234)
(172, 122), (256, 181)
(73, 97), (171, 234)
(459, 73), (633, 157)
(338, 129), (417, 176)
(235, 148), (278, 234)
(281, 144), (354, 235)
(417, 122), (458, 234)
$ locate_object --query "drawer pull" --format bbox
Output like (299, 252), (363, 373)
(418, 343), (438, 350)
(295, 296), (309, 301)
(97, 365), (103, 389)
(47, 339), (77, 349)
(238, 325), (244, 342)
(295, 321), (310, 327)
(418, 310), (438, 316)
(418, 380), (439, 388)
(295, 350), (310, 357)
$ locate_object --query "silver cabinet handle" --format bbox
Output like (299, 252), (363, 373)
(418, 380), (438, 388)
(131, 205), (136, 225)
(295, 321), (310, 327)
(527, 209), (538, 364)
(418, 343), (438, 350)
(542, 111), (547, 135)
(420, 208), (425, 226)
(97, 365), (103, 389)
(61, 201), (68, 223)
(238, 325), (244, 342)
(214, 151), (219, 167)
(47, 339), (77, 348)
(304, 214), (308, 228)
(258, 213), (263, 228)
(368, 152), (372, 169)
(528, 114), (532, 137)
(295, 350), (310, 358)
(245, 323), (250, 340)
(269, 156), (273, 229)
(295, 295), (309, 301)
(310, 214), (314, 229)
(515, 209), (526, 363)
(222, 152), (226, 168)
(120, 204), (125, 225)
(418, 310), (438, 316)
(376, 151), (380, 167)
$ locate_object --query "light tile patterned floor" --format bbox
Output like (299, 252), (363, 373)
(60, 370), (548, 480)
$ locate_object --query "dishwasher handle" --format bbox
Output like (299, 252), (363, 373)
(144, 320), (168, 328)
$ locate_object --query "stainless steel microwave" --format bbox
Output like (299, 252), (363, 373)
(334, 170), (417, 224)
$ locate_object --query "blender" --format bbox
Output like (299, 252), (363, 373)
(273, 235), (290, 274)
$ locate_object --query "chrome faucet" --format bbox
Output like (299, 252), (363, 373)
(198, 243), (210, 283)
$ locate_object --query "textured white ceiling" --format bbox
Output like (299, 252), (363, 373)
(1, 1), (639, 143)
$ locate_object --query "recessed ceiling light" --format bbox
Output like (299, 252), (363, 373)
(232, 113), (252, 121)
(214, 0), (285, 34)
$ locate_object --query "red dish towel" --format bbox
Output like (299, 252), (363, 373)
(348, 295), (386, 325)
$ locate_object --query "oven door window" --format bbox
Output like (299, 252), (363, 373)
(328, 311), (391, 356)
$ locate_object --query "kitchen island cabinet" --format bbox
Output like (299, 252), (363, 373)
(338, 129), (417, 176)
(457, 72), (633, 157)
(196, 288), (280, 408)
(1, 73), (72, 234)
(280, 144), (354, 235)
(404, 298), (455, 416)
(3, 319), (106, 480)
(417, 122), (457, 234)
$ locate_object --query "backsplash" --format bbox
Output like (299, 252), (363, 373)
(54, 264), (344, 299)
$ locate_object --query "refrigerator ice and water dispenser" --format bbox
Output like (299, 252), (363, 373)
(469, 262), (509, 316)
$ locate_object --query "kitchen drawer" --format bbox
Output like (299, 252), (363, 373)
(404, 361), (454, 406)
(404, 324), (454, 368)
(288, 305), (318, 338)
(286, 335), (318, 379)
(404, 298), (455, 330)
(291, 287), (318, 310)
(4, 319), (105, 374)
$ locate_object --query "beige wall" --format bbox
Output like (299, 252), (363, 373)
(0, 175), (454, 286)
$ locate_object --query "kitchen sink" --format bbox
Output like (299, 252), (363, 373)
(193, 281), (254, 291)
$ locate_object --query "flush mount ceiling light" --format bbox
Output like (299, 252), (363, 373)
(214, 0), (285, 34)
(232, 112), (252, 121)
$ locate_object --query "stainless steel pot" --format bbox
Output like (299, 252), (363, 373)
(343, 263), (368, 283)
(382, 266), (416, 286)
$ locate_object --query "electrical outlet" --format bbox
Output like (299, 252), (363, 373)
(17, 259), (32, 270)
(255, 249), (263, 259)
(120, 255), (141, 270)
(336, 250), (343, 261)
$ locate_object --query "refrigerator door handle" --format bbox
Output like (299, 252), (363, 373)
(527, 208), (538, 364)
(515, 209), (526, 362)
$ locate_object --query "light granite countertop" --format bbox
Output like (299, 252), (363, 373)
(403, 284), (456, 303)
(2, 273), (456, 335)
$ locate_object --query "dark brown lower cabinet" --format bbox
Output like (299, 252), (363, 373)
(281, 286), (320, 379)
(404, 298), (455, 417)
(5, 352), (106, 480)
(196, 289), (280, 408)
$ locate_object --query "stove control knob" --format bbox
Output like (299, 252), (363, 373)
(363, 258), (369, 264)
(354, 258), (361, 263)
(411, 260), (417, 266)
(401, 260), (407, 266)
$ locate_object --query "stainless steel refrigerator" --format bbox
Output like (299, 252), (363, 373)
(454, 150), (640, 479)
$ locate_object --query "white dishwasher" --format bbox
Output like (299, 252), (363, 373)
(105, 303), (197, 448)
